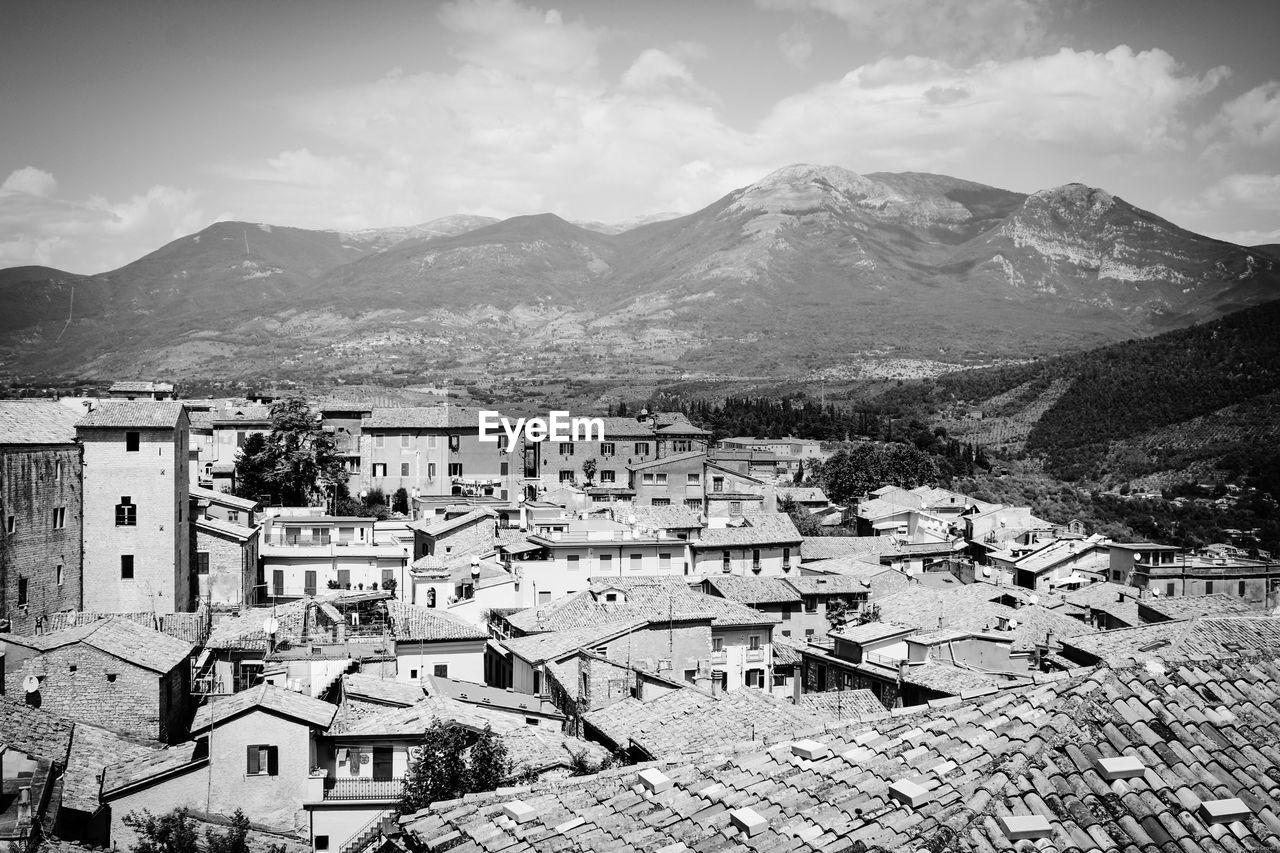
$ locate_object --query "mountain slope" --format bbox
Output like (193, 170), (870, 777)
(1, 165), (1276, 381)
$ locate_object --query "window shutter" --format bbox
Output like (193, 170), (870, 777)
(267, 745), (279, 776)
(246, 745), (260, 775)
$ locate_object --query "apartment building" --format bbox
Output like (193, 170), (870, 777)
(361, 405), (518, 501)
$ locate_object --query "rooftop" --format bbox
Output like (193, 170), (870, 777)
(503, 585), (778, 635)
(402, 652), (1280, 853)
(9, 617), (195, 673)
(76, 400), (186, 429)
(362, 405), (485, 430)
(1062, 615), (1280, 666)
(385, 599), (489, 643)
(101, 741), (206, 797)
(795, 689), (887, 720)
(694, 513), (802, 548)
(0, 400), (81, 444)
(412, 508), (496, 538)
(190, 684), (338, 733)
(702, 575), (802, 605)
(341, 673), (426, 707)
(1138, 593), (1258, 621)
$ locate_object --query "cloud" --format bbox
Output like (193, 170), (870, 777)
(1, 166), (57, 198)
(758, 0), (1062, 63)
(0, 168), (209, 273)
(1203, 173), (1280, 212)
(1199, 81), (1280, 157)
(778, 24), (813, 69)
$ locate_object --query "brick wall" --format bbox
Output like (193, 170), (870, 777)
(196, 526), (258, 608)
(80, 423), (192, 614)
(23, 643), (186, 742)
(1, 445), (83, 633)
(426, 517), (494, 559)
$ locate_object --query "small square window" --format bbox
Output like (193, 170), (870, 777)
(433, 664), (449, 678)
(125, 431), (140, 452)
(106, 673), (118, 683)
(400, 462), (410, 477)
(314, 837), (330, 851)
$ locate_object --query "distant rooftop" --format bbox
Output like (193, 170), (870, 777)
(77, 400), (186, 429)
(0, 400), (81, 444)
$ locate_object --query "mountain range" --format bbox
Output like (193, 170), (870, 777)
(1, 164), (1276, 382)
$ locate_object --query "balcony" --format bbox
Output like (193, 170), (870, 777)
(323, 777), (405, 801)
(710, 650), (728, 665)
(746, 648), (765, 663)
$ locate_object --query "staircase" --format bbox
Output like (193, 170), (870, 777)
(339, 807), (395, 853)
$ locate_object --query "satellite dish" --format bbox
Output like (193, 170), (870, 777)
(1028, 594), (1039, 606)
(23, 675), (40, 694)
(981, 567), (991, 578)
(263, 617), (279, 635)
(1008, 619), (1019, 630)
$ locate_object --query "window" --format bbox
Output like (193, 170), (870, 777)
(805, 628), (815, 638)
(773, 673), (788, 687)
(558, 442), (575, 456)
(781, 629), (791, 637)
(5, 515), (13, 534)
(600, 470), (615, 483)
(18, 576), (28, 606)
(500, 461), (509, 475)
(634, 442), (650, 455)
(374, 434), (385, 448)
(52, 507), (65, 529)
(804, 596), (818, 613)
(448, 463), (463, 477)
(651, 498), (671, 506)
(448, 435), (460, 452)
(372, 463), (387, 477)
(525, 717), (541, 726)
(236, 431), (247, 448)
(228, 510), (239, 523)
(115, 497), (136, 526)
(559, 470), (574, 483)
(246, 744), (278, 776)
(782, 547), (791, 570)
(538, 591), (552, 604)
(433, 664), (449, 678)
(197, 551), (210, 575)
(400, 462), (410, 477)
(601, 442), (615, 456)
(642, 473), (654, 485)
(659, 552), (671, 571)
(121, 555), (134, 579)
(722, 550), (731, 572)
(315, 837), (330, 851)
(55, 460), (62, 481)
(599, 554), (612, 571)
(427, 463), (437, 478)
(752, 548), (761, 571)
(745, 669), (764, 688)
(401, 434), (412, 448)
(630, 553), (643, 571)
(729, 501), (743, 515)
(712, 637), (723, 652)
(1239, 580), (1247, 597)
(749, 635), (762, 651)
(654, 473), (668, 485)
(685, 499), (702, 510)
(712, 477), (724, 492)
(684, 669), (697, 683)
(125, 431), (140, 452)
(567, 554), (580, 571)
(1205, 581), (1214, 594)
(672, 440), (691, 453)
(687, 473), (700, 485)
(56, 564), (63, 586)
(780, 604), (791, 621)
(604, 592), (617, 602)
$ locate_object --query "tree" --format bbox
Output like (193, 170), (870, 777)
(793, 459), (806, 485)
(393, 487), (410, 515)
(125, 808), (253, 853)
(232, 397), (348, 506)
(826, 599), (849, 630)
(399, 721), (511, 815)
(815, 443), (940, 507)
(581, 458), (597, 485)
(778, 495), (823, 537)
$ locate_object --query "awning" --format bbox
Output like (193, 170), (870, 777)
(1050, 573), (1089, 588)
(503, 541), (541, 555)
(487, 639), (511, 657)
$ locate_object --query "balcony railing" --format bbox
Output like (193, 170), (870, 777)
(746, 648), (765, 662)
(266, 535), (333, 547)
(324, 777), (405, 801)
(863, 652), (904, 669)
(710, 650), (728, 665)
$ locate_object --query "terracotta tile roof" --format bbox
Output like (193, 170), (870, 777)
(190, 485), (259, 510)
(583, 687), (834, 758)
(13, 617), (195, 673)
(411, 508), (496, 537)
(362, 405), (484, 429)
(337, 695), (523, 737)
(775, 485), (830, 503)
(0, 698), (74, 764)
(1138, 593), (1257, 621)
(504, 587), (778, 635)
(772, 636), (808, 666)
(831, 621), (916, 644)
(195, 516), (258, 541)
(205, 600), (313, 650)
(386, 599), (489, 642)
(423, 675), (562, 718)
(784, 575), (871, 595)
(872, 585), (1097, 651)
(0, 400), (81, 444)
(76, 400), (186, 429)
(626, 504), (703, 530)
(341, 673), (426, 707)
(694, 514), (802, 548)
(703, 575), (802, 604)
(499, 620), (648, 664)
(1062, 615), (1280, 666)
(403, 652), (1280, 853)
(190, 684), (337, 733)
(502, 727), (611, 776)
(801, 536), (899, 561)
(899, 660), (1024, 694)
(101, 741), (206, 797)
(796, 689), (887, 720)
(209, 404), (272, 425)
(63, 723), (161, 812)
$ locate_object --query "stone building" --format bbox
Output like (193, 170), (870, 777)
(77, 401), (193, 614)
(5, 617), (195, 742)
(0, 401), (84, 634)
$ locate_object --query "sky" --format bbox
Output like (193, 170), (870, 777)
(2, 0), (1278, 274)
